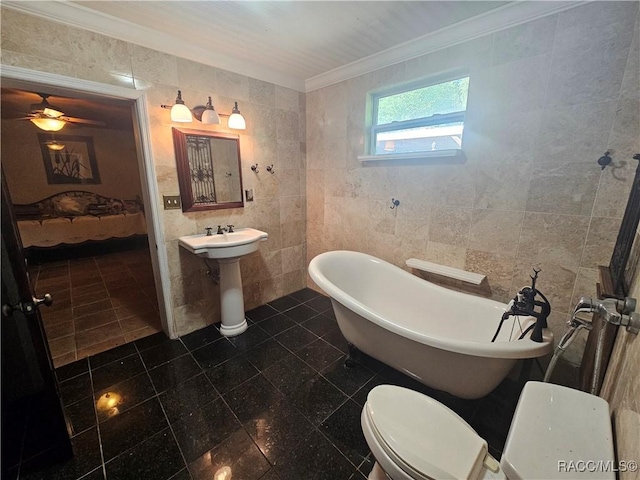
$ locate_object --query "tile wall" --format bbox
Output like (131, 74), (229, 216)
(0, 8), (307, 336)
(306, 1), (640, 365)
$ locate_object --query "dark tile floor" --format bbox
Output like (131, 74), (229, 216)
(8, 288), (532, 480)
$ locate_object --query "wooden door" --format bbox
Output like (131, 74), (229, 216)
(1, 173), (72, 476)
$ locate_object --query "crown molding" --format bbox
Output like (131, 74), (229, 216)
(1, 0), (306, 92)
(305, 1), (585, 92)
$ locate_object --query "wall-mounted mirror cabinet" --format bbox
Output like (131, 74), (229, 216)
(172, 128), (244, 212)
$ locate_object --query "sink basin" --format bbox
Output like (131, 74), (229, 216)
(178, 227), (268, 337)
(178, 228), (268, 259)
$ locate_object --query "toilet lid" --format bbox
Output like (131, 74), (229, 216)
(366, 385), (489, 480)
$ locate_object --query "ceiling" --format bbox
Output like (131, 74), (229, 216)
(3, 1), (579, 91)
(72, 1), (508, 81)
(0, 3), (583, 145)
(2, 0), (583, 92)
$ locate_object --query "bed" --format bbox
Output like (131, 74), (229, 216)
(14, 191), (147, 260)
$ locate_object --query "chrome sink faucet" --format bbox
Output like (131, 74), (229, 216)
(216, 225), (235, 234)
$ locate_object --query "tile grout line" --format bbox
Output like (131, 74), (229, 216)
(135, 340), (194, 479)
(86, 356), (108, 480)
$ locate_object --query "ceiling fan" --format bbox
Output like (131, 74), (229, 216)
(16, 93), (106, 132)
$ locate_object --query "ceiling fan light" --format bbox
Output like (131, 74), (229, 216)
(46, 142), (65, 151)
(227, 102), (246, 130)
(42, 107), (64, 118)
(30, 117), (66, 132)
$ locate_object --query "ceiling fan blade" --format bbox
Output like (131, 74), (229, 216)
(63, 116), (106, 126)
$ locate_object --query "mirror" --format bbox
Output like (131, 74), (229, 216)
(172, 128), (244, 212)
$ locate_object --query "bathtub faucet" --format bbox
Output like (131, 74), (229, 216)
(497, 269), (551, 343)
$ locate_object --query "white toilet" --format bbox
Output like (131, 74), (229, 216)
(361, 382), (615, 480)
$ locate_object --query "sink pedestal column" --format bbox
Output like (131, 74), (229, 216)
(217, 258), (248, 336)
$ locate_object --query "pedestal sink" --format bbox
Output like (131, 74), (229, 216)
(178, 228), (268, 336)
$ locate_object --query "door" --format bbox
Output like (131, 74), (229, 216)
(1, 173), (72, 477)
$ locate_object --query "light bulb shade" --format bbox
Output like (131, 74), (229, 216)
(46, 142), (65, 151)
(30, 117), (66, 131)
(227, 113), (245, 130)
(201, 108), (220, 125)
(227, 103), (246, 130)
(42, 107), (64, 118)
(170, 103), (193, 122)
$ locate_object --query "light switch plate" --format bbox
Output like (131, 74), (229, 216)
(245, 189), (254, 202)
(163, 195), (182, 210)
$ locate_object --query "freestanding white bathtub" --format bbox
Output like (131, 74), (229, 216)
(308, 251), (553, 399)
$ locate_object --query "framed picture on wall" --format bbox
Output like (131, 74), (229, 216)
(37, 133), (101, 185)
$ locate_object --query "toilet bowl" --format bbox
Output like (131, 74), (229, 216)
(361, 382), (615, 480)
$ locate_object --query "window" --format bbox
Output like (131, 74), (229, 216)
(366, 73), (470, 159)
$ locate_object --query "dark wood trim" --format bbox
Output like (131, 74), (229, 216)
(609, 158), (640, 295)
(172, 127), (244, 212)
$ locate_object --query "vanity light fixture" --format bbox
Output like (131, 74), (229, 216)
(199, 96), (220, 125)
(161, 91), (246, 129)
(227, 102), (246, 130)
(167, 90), (192, 122)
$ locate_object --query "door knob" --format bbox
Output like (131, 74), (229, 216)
(2, 293), (53, 316)
(33, 293), (53, 308)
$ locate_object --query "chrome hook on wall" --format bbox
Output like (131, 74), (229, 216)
(390, 198), (400, 209)
(266, 164), (275, 174)
(250, 164), (259, 173)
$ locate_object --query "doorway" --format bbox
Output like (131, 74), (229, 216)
(1, 67), (172, 368)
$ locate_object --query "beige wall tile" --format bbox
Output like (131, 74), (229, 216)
(593, 160), (635, 218)
(465, 250), (515, 300)
(570, 267), (599, 308)
(582, 217), (623, 269)
(428, 207), (472, 247)
(216, 70), (249, 101)
(130, 44), (179, 88)
(492, 15), (557, 67)
(424, 241), (467, 269)
(534, 101), (617, 165)
(518, 212), (589, 270)
(1, 9), (72, 63)
(473, 164), (531, 210)
(468, 209), (524, 256)
(275, 85), (299, 112)
(526, 163), (601, 216)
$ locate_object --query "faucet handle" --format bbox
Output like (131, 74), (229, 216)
(205, 226), (213, 236)
(227, 225), (234, 233)
(217, 225), (224, 234)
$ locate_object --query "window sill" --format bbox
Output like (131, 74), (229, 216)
(357, 149), (463, 162)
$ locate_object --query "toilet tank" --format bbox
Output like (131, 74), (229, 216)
(501, 382), (615, 480)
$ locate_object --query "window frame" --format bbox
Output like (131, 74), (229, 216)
(363, 70), (470, 161)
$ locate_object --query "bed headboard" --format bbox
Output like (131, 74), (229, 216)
(13, 191), (144, 220)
